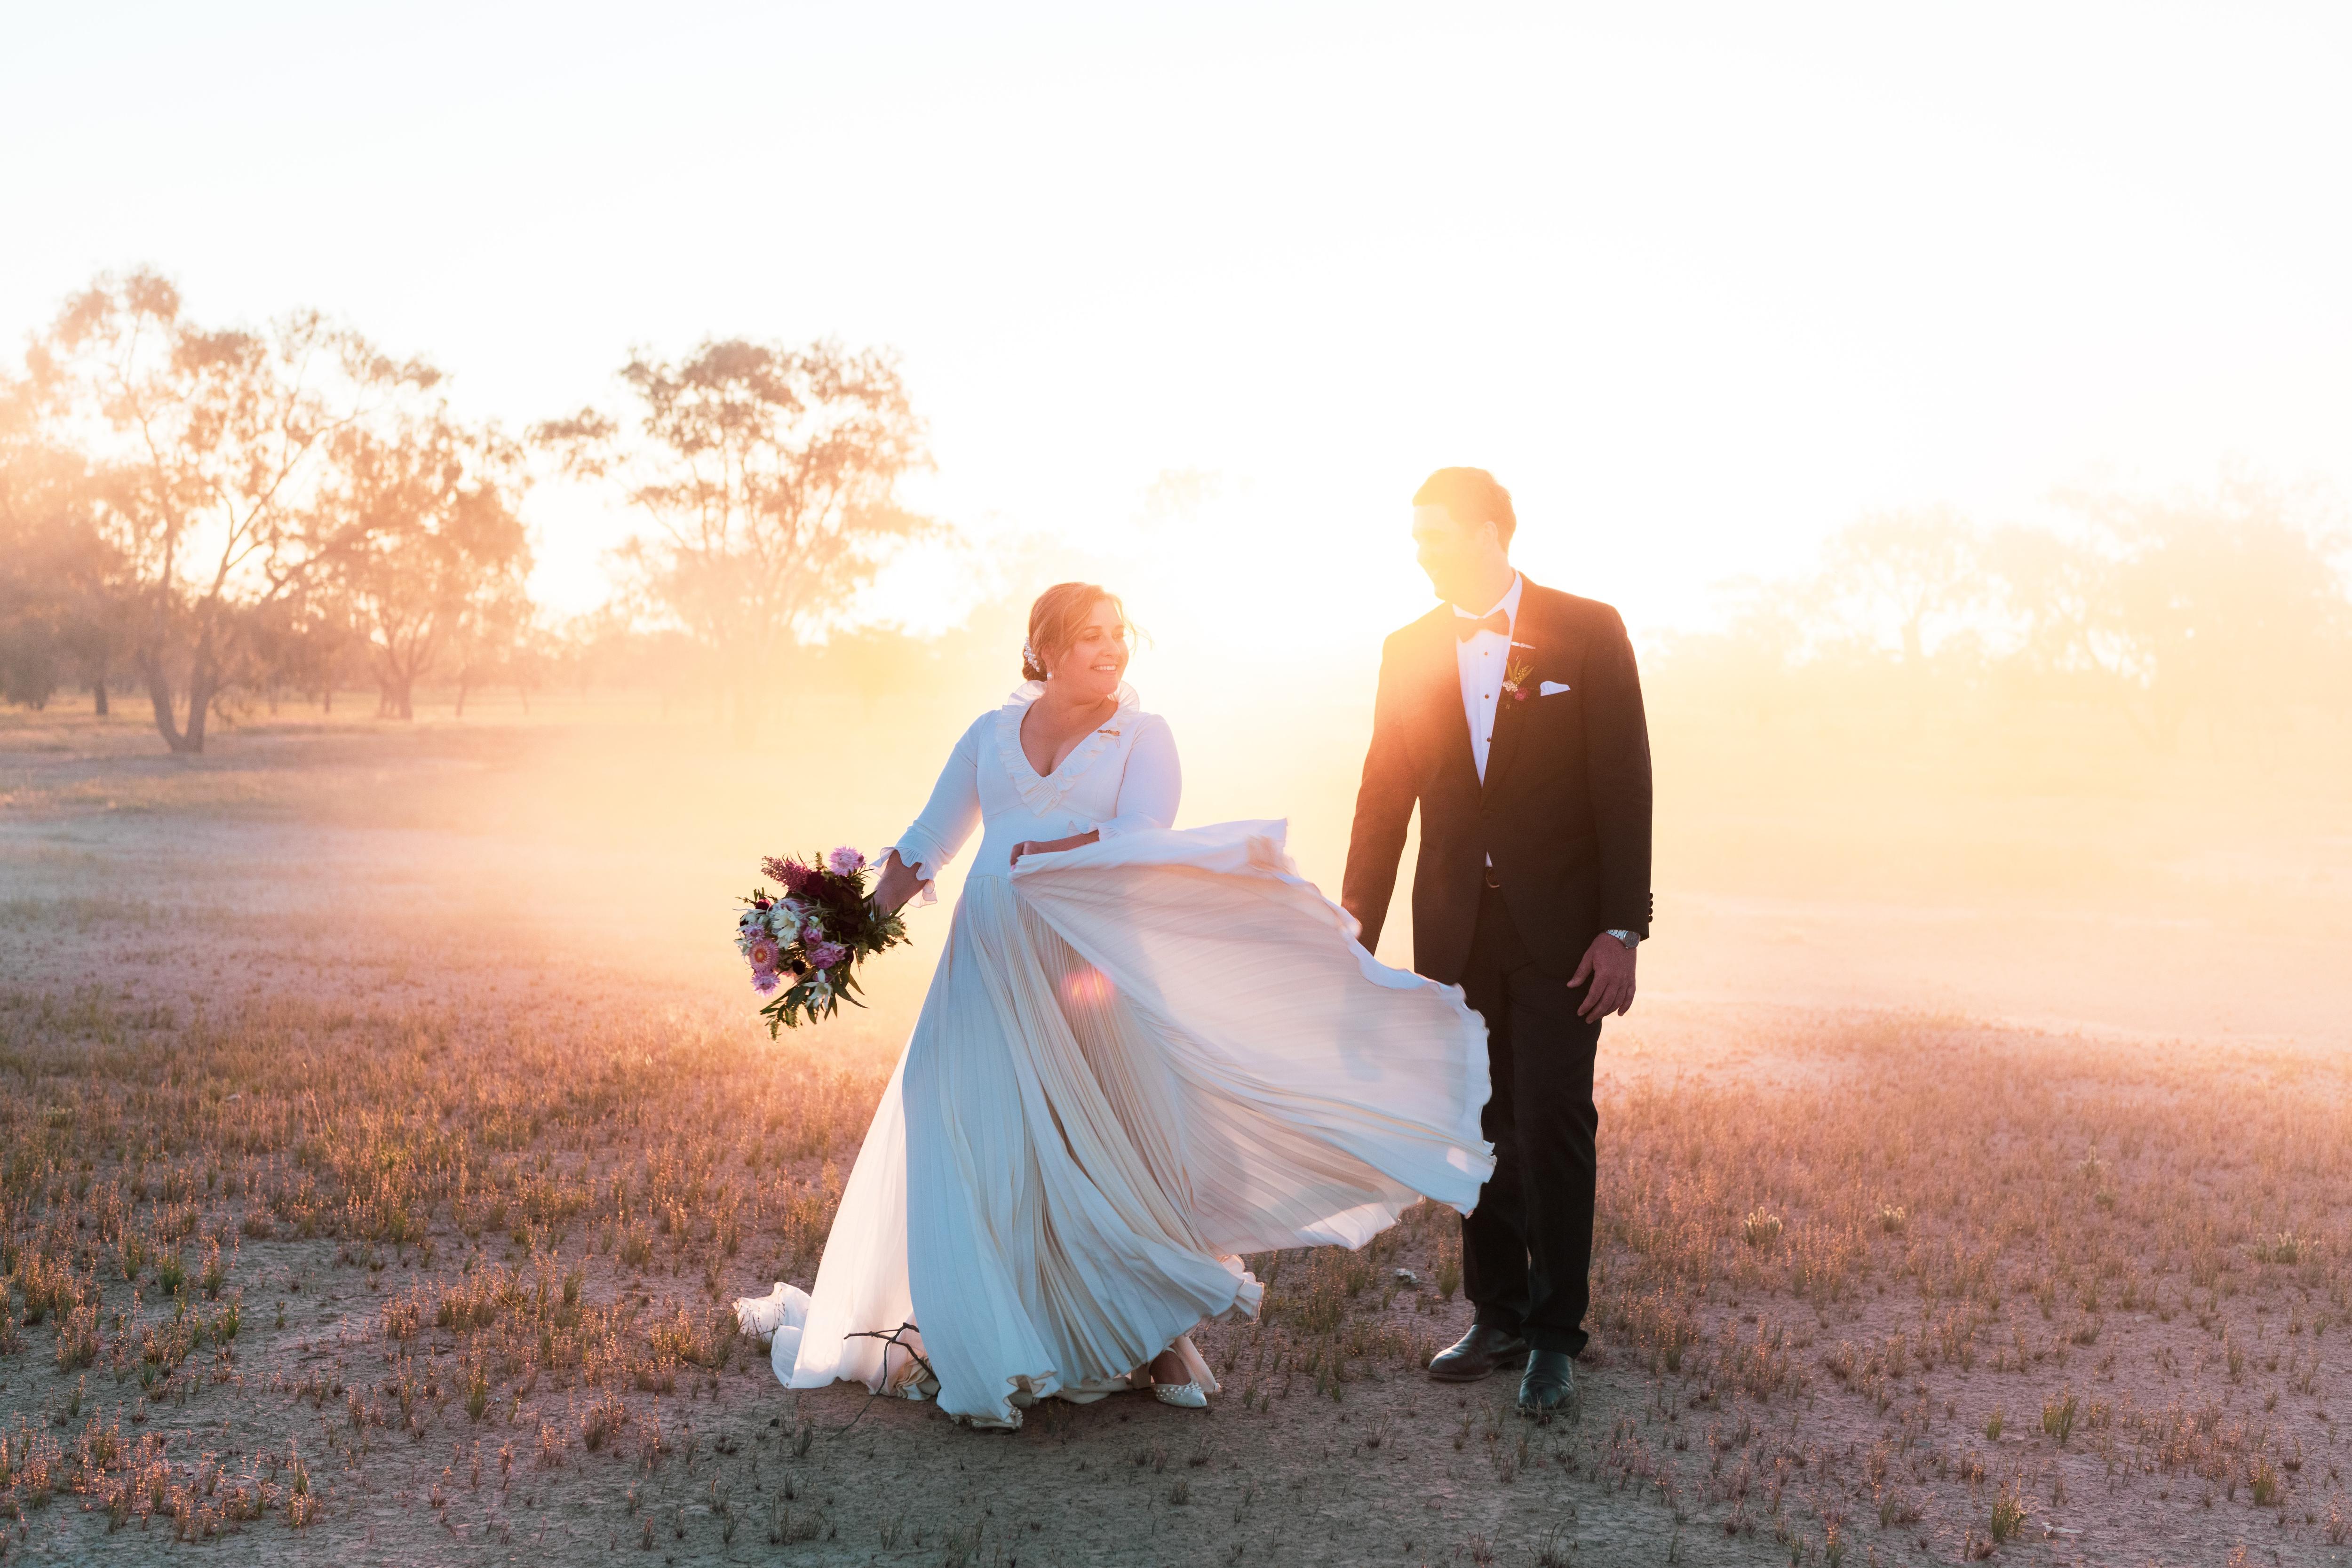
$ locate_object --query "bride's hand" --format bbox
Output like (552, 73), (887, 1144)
(1010, 831), (1099, 867)
(871, 850), (924, 914)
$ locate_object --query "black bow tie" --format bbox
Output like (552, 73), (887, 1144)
(1454, 609), (1509, 642)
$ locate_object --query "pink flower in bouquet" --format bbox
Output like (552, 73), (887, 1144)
(762, 856), (820, 895)
(737, 845), (913, 1035)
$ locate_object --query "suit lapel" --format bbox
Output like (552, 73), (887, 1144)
(1411, 612), (1482, 799)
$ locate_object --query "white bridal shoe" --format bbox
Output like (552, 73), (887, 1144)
(1150, 1381), (1208, 1409)
(732, 1282), (814, 1382)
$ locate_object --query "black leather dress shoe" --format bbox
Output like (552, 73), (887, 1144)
(1426, 1323), (1529, 1382)
(1516, 1349), (1578, 1416)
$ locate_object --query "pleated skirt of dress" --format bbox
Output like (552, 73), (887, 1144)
(756, 820), (1494, 1429)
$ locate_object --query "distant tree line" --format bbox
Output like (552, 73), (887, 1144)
(1660, 474), (2351, 753)
(0, 269), (929, 751)
(9, 273), (2345, 759)
(0, 271), (532, 749)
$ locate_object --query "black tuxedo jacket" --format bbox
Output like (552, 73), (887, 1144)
(1342, 579), (1653, 985)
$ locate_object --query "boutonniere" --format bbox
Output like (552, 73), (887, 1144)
(1500, 653), (1535, 702)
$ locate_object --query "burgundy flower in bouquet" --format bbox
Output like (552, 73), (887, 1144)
(733, 846), (910, 1033)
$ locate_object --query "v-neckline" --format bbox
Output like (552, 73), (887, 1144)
(1017, 695), (1120, 780)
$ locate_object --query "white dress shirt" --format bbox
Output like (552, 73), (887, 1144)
(1453, 573), (1523, 784)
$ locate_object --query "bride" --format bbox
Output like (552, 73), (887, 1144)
(737, 582), (1495, 1428)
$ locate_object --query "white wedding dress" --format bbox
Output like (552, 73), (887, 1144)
(735, 680), (1494, 1428)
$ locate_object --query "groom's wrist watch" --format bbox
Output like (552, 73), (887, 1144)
(1605, 929), (1640, 950)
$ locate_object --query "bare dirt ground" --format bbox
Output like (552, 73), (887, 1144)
(3, 700), (2350, 1568)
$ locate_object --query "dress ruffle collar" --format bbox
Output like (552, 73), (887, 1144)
(995, 681), (1141, 813)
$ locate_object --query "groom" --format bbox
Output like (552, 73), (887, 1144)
(1342, 467), (1653, 1416)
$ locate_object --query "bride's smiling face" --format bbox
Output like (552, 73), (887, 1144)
(1045, 599), (1130, 701)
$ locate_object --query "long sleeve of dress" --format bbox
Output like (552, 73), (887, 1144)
(887, 715), (986, 902)
(1094, 714), (1180, 840)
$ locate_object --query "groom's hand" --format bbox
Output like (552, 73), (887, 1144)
(1570, 935), (1637, 1020)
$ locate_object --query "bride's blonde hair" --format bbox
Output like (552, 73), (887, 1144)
(1023, 582), (1130, 682)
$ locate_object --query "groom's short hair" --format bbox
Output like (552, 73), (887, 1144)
(1413, 467), (1516, 548)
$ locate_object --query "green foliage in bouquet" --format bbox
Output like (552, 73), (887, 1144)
(735, 848), (910, 1034)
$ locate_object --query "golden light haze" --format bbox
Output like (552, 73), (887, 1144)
(6, 14), (2352, 1560)
(2, 4), (2347, 1046)
(7, 4), (2352, 650)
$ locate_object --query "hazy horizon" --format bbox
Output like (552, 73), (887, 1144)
(8, 2), (2352, 655)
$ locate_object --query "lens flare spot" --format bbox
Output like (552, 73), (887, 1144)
(1060, 967), (1115, 1010)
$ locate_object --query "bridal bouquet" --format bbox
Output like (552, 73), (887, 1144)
(736, 847), (909, 1033)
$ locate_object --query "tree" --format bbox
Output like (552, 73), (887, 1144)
(1816, 507), (1984, 669)
(315, 406), (531, 719)
(0, 368), (131, 712)
(1982, 522), (2105, 680)
(534, 338), (930, 740)
(1653, 576), (1812, 728)
(238, 586), (369, 715)
(2046, 476), (2348, 751)
(489, 612), (567, 715)
(36, 269), (431, 752)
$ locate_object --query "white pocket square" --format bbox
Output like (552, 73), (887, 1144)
(1538, 681), (1572, 696)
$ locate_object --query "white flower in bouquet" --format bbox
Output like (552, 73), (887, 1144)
(733, 847), (909, 1034)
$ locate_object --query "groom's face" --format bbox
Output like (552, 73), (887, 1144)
(1412, 502), (1497, 604)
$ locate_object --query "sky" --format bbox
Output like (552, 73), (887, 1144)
(6, 1), (2350, 661)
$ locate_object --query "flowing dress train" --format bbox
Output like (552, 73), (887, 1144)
(736, 683), (1493, 1428)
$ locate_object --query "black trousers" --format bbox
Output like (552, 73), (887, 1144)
(1456, 883), (1602, 1356)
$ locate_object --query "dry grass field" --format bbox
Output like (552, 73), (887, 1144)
(2, 697), (2350, 1568)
